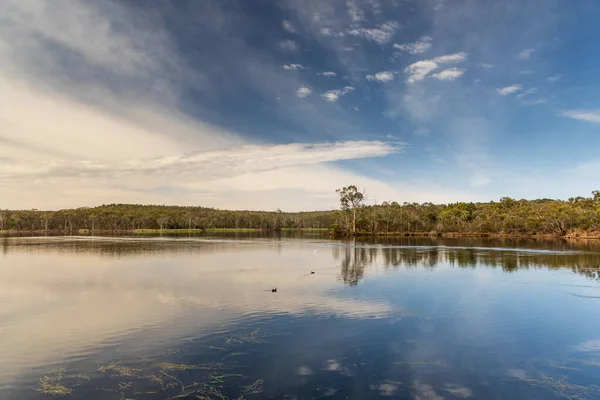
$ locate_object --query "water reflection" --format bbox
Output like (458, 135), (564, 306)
(329, 239), (600, 286)
(1, 236), (599, 399)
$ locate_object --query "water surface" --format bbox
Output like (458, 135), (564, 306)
(1, 235), (600, 399)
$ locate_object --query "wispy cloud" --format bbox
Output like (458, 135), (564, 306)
(521, 98), (547, 106)
(366, 71), (394, 82)
(347, 21), (399, 45)
(347, 0), (365, 22)
(562, 110), (600, 124)
(320, 71), (337, 77)
(279, 39), (298, 52)
(296, 87), (312, 97)
(322, 86), (355, 102)
(393, 36), (432, 54)
(404, 52), (467, 83)
(432, 67), (464, 81)
(517, 88), (537, 98)
(319, 28), (345, 37)
(496, 84), (522, 95)
(548, 74), (561, 83)
(282, 20), (297, 34)
(0, 141), (403, 181)
(433, 53), (468, 63)
(518, 48), (534, 59)
(478, 63), (494, 68)
(283, 64), (304, 70)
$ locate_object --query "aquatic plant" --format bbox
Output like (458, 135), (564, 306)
(34, 370), (72, 396)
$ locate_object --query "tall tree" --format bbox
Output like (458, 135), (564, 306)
(336, 185), (365, 235)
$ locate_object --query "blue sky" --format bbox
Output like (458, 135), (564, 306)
(0, 0), (598, 210)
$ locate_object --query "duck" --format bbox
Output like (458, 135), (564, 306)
(311, 271), (315, 274)
(272, 288), (277, 293)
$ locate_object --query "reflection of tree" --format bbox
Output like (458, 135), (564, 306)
(335, 243), (600, 285)
(339, 247), (367, 286)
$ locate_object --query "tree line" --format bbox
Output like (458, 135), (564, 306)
(1, 188), (599, 237)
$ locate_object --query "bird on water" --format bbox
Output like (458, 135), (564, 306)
(272, 288), (277, 293)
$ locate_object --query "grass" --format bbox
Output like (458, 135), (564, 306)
(0, 230), (7, 234)
(98, 364), (145, 378)
(242, 379), (264, 395)
(133, 228), (203, 234)
(34, 370), (72, 396)
(204, 228), (262, 232)
(280, 227), (329, 231)
(133, 228), (262, 233)
(155, 363), (202, 371)
(78, 229), (90, 234)
(32, 326), (273, 400)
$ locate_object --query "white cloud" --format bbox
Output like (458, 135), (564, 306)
(405, 61), (438, 83)
(347, 0), (364, 22)
(393, 36), (433, 54)
(283, 63), (304, 70)
(521, 98), (547, 106)
(320, 71), (337, 77)
(548, 74), (561, 83)
(279, 39), (298, 52)
(321, 86), (354, 102)
(433, 52), (467, 63)
(404, 52), (467, 83)
(496, 84), (522, 95)
(347, 21), (399, 45)
(562, 110), (600, 124)
(296, 86), (312, 97)
(319, 28), (344, 37)
(518, 48), (535, 59)
(517, 88), (537, 98)
(0, 141), (403, 182)
(282, 20), (297, 33)
(432, 67), (464, 81)
(366, 71), (394, 82)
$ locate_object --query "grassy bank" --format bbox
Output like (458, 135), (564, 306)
(204, 228), (262, 232)
(132, 228), (263, 234)
(345, 230), (600, 239)
(133, 228), (203, 234)
(280, 227), (329, 231)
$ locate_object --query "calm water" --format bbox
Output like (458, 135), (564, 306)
(1, 235), (600, 400)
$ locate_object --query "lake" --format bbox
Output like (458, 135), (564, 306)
(1, 234), (600, 400)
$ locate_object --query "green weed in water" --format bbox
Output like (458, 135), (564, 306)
(98, 364), (145, 378)
(34, 369), (72, 396)
(156, 362), (202, 371)
(242, 379), (264, 395)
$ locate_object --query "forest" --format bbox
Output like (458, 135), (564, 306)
(1, 188), (599, 238)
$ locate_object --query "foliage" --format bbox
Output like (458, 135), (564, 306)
(0, 189), (598, 237)
(336, 185), (365, 234)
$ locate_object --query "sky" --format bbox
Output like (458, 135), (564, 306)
(0, 0), (599, 211)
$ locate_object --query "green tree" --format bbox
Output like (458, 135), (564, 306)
(336, 185), (365, 235)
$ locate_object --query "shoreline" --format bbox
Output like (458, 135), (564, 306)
(1, 228), (599, 240)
